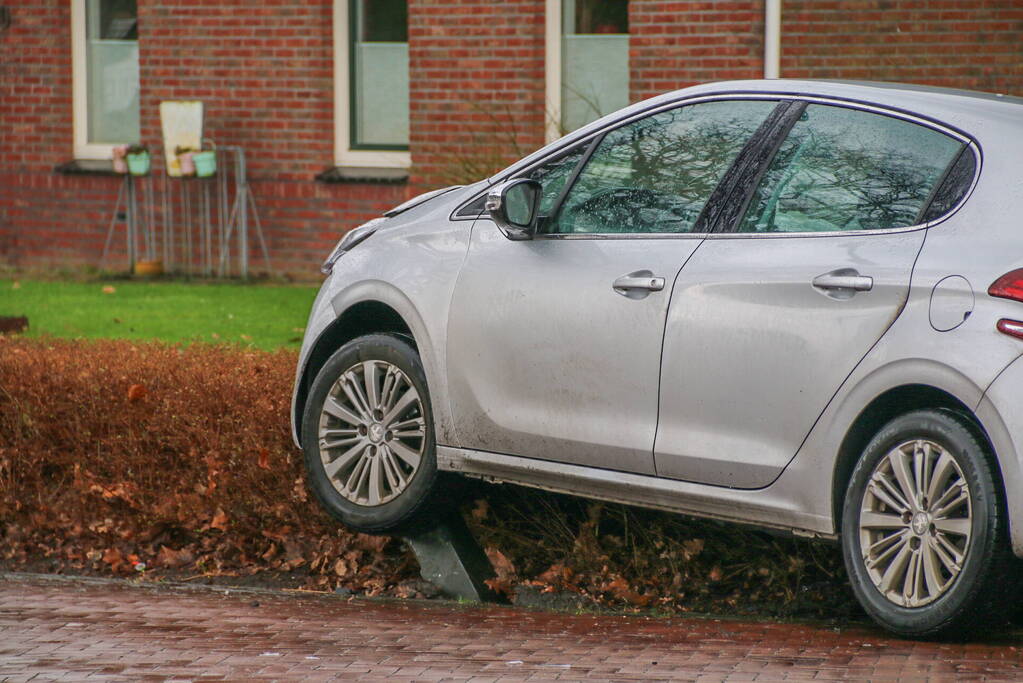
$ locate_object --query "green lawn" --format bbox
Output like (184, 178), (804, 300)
(0, 279), (320, 350)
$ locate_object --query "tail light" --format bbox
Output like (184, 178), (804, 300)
(989, 269), (1023, 341)
(989, 269), (1023, 302)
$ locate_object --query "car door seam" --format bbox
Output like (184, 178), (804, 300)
(651, 234), (710, 478)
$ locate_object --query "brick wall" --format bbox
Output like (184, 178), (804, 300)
(2, 1), (1022, 276)
(629, 0), (765, 103)
(408, 0), (547, 189)
(0, 0), (405, 277)
(782, 1), (1023, 94)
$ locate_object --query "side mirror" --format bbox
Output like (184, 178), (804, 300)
(485, 179), (541, 241)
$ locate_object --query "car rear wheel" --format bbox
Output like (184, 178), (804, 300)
(302, 334), (438, 534)
(841, 409), (1016, 637)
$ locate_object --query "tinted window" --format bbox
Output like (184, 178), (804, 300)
(919, 146), (976, 223)
(738, 104), (963, 233)
(525, 145), (588, 217)
(456, 194), (487, 218)
(545, 100), (777, 234)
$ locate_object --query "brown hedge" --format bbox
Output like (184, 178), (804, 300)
(0, 337), (413, 593)
(0, 337), (852, 618)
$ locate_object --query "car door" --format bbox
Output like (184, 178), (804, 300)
(446, 98), (781, 474)
(654, 101), (969, 488)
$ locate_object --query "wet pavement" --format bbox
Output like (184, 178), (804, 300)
(2, 573), (1023, 681)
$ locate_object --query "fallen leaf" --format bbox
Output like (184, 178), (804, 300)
(102, 547), (128, 573)
(11, 281), (20, 290)
(537, 563), (573, 585)
(708, 566), (723, 582)
(101, 285), (116, 294)
(257, 448), (270, 470)
(156, 545), (195, 569)
(485, 547), (516, 583)
(356, 534), (389, 554)
(210, 508), (229, 531)
(127, 384), (146, 402)
(484, 576), (515, 598)
(606, 575), (652, 607)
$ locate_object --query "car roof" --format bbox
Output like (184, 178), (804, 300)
(494, 78), (1022, 184)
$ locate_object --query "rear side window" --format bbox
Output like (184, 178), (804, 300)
(737, 104), (964, 233)
(919, 146), (977, 223)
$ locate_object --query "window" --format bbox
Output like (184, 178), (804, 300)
(919, 146), (977, 223)
(524, 144), (588, 218)
(546, 0), (630, 140)
(334, 0), (410, 169)
(545, 100), (777, 235)
(71, 0), (140, 159)
(737, 104), (965, 234)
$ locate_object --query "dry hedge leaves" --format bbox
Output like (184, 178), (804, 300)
(0, 337), (413, 594)
(0, 337), (854, 618)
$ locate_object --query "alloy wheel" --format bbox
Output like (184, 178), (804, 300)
(858, 439), (973, 608)
(317, 359), (427, 507)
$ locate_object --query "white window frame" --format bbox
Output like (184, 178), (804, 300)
(544, 0), (562, 144)
(71, 0), (137, 159)
(547, 0), (632, 143)
(333, 0), (410, 169)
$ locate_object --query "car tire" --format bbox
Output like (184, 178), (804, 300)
(302, 333), (439, 534)
(841, 408), (1017, 638)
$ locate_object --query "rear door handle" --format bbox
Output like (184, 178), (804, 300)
(812, 268), (873, 298)
(613, 271), (665, 298)
(814, 269), (871, 290)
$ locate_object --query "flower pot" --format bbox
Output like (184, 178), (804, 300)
(193, 150), (216, 178)
(178, 151), (195, 176)
(134, 260), (164, 277)
(126, 151), (150, 176)
(112, 145), (129, 174)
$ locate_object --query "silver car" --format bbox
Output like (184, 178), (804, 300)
(292, 79), (1023, 637)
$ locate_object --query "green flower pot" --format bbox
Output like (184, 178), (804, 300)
(193, 150), (216, 178)
(126, 151), (150, 176)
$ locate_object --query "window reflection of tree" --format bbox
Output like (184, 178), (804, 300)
(743, 119), (959, 233)
(527, 147), (587, 216)
(555, 104), (772, 234)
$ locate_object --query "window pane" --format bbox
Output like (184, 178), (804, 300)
(523, 144), (588, 217)
(547, 100), (777, 235)
(352, 0), (409, 148)
(360, 0), (407, 41)
(737, 104), (964, 233)
(570, 0), (628, 33)
(561, 0), (629, 133)
(919, 147), (976, 223)
(85, 0), (139, 144)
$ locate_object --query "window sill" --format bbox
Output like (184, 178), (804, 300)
(55, 159), (120, 176)
(316, 166), (408, 184)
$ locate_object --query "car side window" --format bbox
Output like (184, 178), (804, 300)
(524, 145), (588, 218)
(737, 104), (964, 234)
(542, 100), (778, 235)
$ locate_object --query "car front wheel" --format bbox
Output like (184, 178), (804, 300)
(841, 409), (1016, 637)
(302, 333), (438, 534)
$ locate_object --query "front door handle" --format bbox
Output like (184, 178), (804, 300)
(812, 268), (873, 299)
(613, 271), (665, 299)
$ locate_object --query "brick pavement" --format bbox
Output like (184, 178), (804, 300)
(1, 573), (1022, 681)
